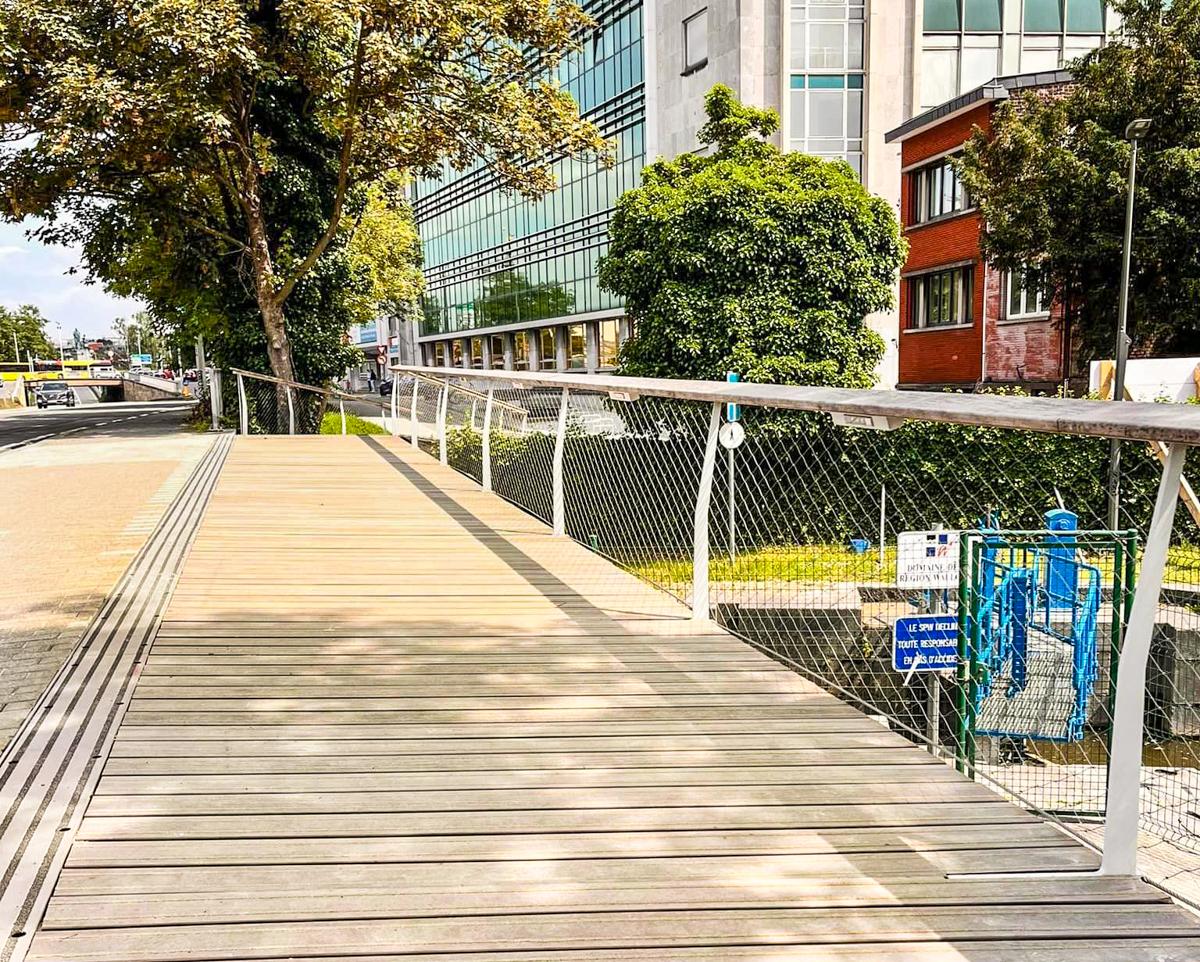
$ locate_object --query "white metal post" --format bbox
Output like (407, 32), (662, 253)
(209, 369), (222, 432)
(879, 484), (887, 570)
(692, 403), (722, 621)
(482, 386), (495, 493)
(237, 373), (248, 435)
(339, 399), (346, 436)
(437, 381), (448, 465)
(551, 387), (569, 536)
(410, 379), (420, 448)
(286, 386), (295, 435)
(390, 376), (400, 437)
(1101, 441), (1186, 876)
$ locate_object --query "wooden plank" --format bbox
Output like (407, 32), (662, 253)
(85, 780), (997, 817)
(77, 942), (1200, 962)
(41, 876), (1167, 929)
(58, 824), (1086, 873)
(26, 906), (1200, 961)
(107, 731), (913, 757)
(74, 801), (1034, 841)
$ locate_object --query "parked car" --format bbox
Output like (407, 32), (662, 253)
(36, 381), (75, 409)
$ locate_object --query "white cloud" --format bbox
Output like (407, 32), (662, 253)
(0, 222), (143, 337)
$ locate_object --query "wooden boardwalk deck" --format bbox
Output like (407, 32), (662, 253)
(25, 436), (1200, 961)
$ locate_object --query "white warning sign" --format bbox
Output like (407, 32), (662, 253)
(896, 529), (960, 590)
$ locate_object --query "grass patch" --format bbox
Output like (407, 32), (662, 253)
(630, 544), (897, 585)
(320, 411), (387, 435)
(627, 542), (1200, 588)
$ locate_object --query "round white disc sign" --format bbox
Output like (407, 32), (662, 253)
(718, 421), (745, 450)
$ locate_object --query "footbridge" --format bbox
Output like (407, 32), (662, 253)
(4, 369), (1200, 961)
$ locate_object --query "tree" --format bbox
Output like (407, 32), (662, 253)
(0, 305), (54, 362)
(0, 0), (609, 383)
(598, 86), (905, 387)
(958, 0), (1200, 360)
(71, 82), (379, 384)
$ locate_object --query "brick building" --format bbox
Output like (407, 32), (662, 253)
(885, 71), (1073, 392)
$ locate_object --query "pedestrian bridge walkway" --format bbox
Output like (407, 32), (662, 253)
(21, 436), (1200, 960)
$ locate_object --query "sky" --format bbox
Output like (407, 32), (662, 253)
(0, 221), (144, 340)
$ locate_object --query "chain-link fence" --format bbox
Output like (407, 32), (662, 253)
(399, 366), (1200, 907)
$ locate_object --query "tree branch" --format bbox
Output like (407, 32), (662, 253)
(272, 19), (367, 307)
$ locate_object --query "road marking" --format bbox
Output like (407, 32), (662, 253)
(0, 434), (55, 453)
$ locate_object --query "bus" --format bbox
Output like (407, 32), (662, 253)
(0, 360), (113, 383)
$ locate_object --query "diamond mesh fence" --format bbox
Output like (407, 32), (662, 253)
(401, 371), (1200, 906)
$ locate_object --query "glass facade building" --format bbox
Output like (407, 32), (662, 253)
(920, 0), (1110, 110)
(413, 0), (645, 371)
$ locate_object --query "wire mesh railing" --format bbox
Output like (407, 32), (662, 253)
(395, 364), (1200, 905)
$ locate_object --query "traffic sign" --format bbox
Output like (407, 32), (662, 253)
(892, 615), (958, 672)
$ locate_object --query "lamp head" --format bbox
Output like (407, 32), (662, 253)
(1125, 118), (1152, 141)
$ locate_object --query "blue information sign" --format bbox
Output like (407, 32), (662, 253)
(892, 615), (959, 672)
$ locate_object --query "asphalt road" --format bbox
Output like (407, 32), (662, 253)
(0, 399), (197, 450)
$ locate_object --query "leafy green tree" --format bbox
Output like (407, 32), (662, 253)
(0, 0), (608, 383)
(958, 0), (1200, 360)
(0, 305), (54, 362)
(60, 82), (409, 384)
(474, 271), (575, 327)
(599, 86), (905, 386)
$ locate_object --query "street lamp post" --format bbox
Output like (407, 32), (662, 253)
(1106, 117), (1152, 532)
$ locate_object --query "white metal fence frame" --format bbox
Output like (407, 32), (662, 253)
(394, 363), (1200, 884)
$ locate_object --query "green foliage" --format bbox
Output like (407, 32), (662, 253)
(0, 305), (54, 361)
(599, 85), (906, 386)
(0, 0), (608, 381)
(958, 0), (1200, 359)
(319, 411), (387, 435)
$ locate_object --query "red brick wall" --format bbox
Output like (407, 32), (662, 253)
(897, 104), (992, 388)
(983, 264), (1066, 385)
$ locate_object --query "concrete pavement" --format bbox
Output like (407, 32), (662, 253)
(0, 419), (216, 750)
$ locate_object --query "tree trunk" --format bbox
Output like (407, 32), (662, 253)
(241, 161), (296, 385)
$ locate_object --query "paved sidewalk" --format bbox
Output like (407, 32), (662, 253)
(0, 431), (215, 750)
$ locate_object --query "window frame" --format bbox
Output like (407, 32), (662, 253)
(907, 265), (975, 330)
(1003, 266), (1051, 321)
(682, 8), (708, 76)
(908, 154), (973, 226)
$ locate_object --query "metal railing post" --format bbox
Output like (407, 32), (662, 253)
(438, 381), (448, 465)
(482, 386), (495, 493)
(691, 402), (722, 621)
(236, 372), (248, 435)
(339, 399), (346, 436)
(209, 369), (222, 431)
(1101, 440), (1186, 876)
(552, 387), (569, 536)
(410, 379), (420, 448)
(286, 386), (295, 435)
(390, 375), (400, 437)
